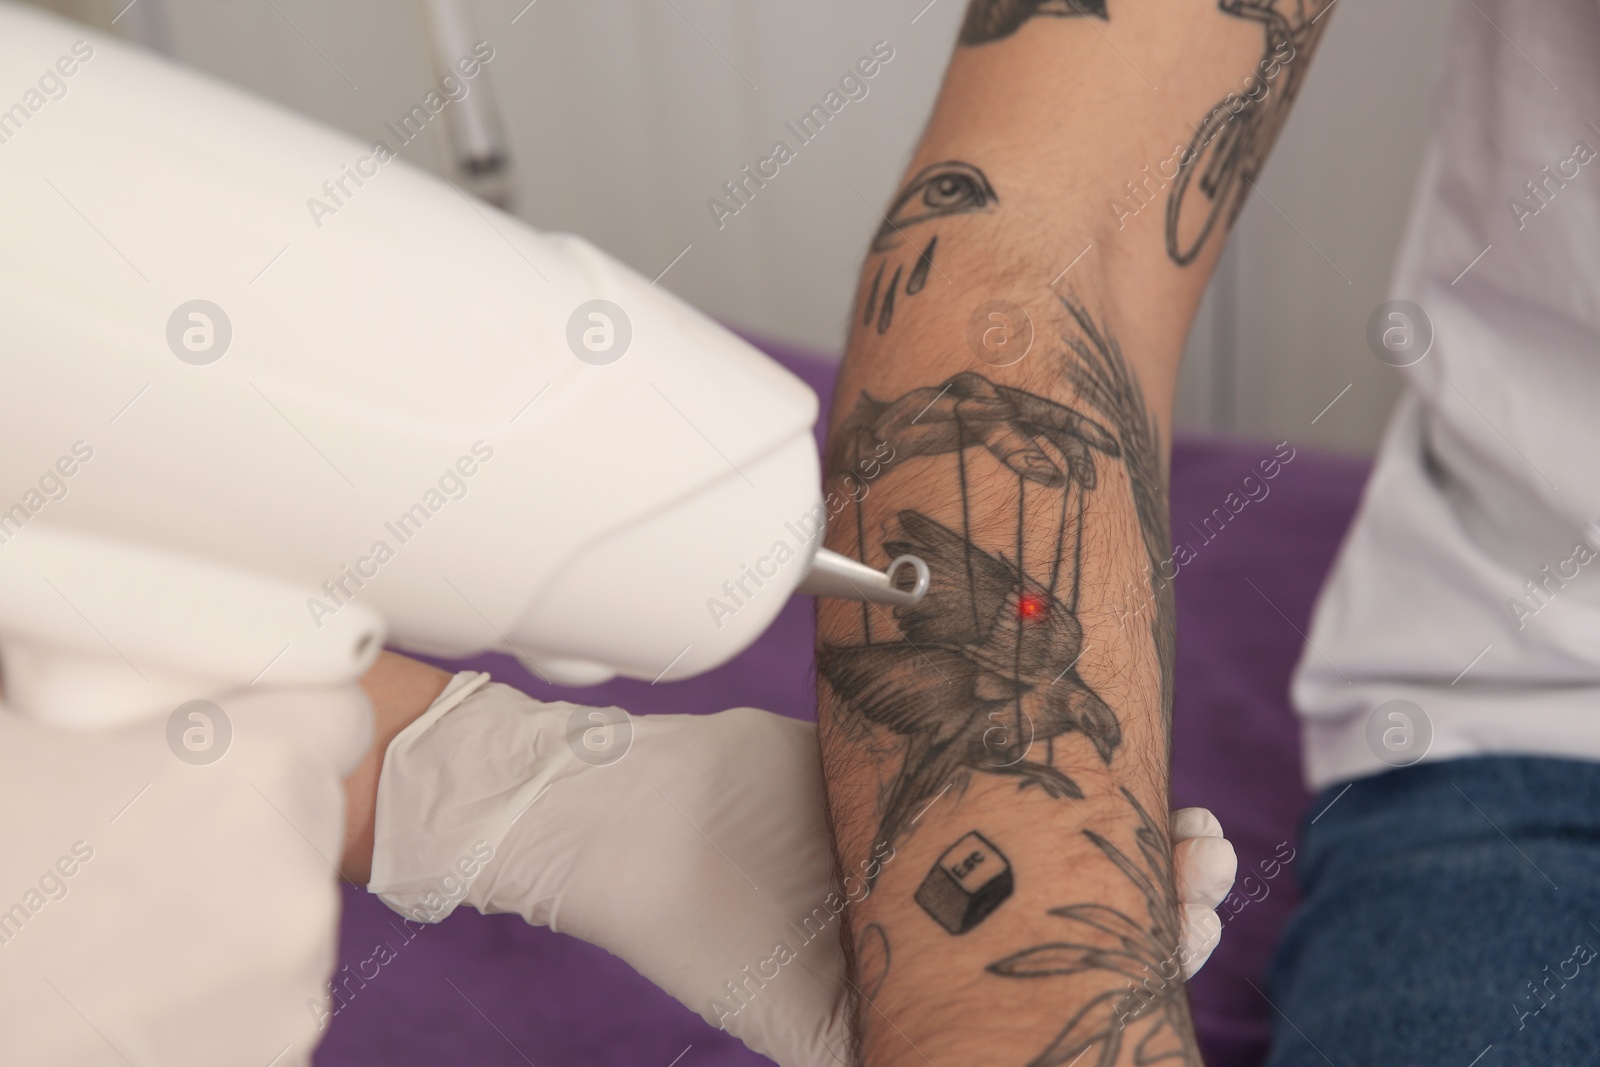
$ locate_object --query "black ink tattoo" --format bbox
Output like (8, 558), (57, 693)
(1057, 296), (1175, 724)
(856, 922), (892, 1000)
(861, 162), (996, 333)
(820, 369), (1127, 859)
(1167, 0), (1333, 265)
(960, 0), (1108, 45)
(872, 162), (997, 252)
(916, 830), (1015, 934)
(988, 788), (1199, 1066)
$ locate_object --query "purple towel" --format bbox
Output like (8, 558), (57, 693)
(314, 338), (1370, 1067)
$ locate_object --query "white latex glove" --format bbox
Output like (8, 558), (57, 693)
(0, 684), (370, 1067)
(1172, 807), (1237, 976)
(370, 675), (1238, 1067)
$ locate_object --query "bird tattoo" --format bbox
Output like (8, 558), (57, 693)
(821, 368), (1130, 863)
(818, 293), (1191, 1063)
(818, 510), (1120, 864)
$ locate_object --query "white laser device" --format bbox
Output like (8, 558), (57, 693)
(0, 4), (924, 729)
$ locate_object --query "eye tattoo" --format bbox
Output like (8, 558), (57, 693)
(871, 161), (998, 254)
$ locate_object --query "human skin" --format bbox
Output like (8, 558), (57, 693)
(815, 2), (1331, 1063)
(340, 650), (451, 886)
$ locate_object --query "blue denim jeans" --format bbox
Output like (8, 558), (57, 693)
(1265, 756), (1600, 1067)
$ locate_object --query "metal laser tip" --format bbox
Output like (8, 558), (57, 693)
(797, 548), (930, 608)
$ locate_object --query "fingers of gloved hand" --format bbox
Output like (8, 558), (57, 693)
(507, 706), (854, 1067)
(368, 674), (598, 918)
(1174, 835), (1238, 910)
(388, 694), (854, 1067)
(1179, 903), (1224, 979)
(1171, 806), (1224, 841)
(1167, 808), (1232, 981)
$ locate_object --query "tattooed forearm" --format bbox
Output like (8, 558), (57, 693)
(988, 788), (1197, 1066)
(862, 161), (996, 333)
(820, 291), (1193, 1063)
(960, 0), (1108, 46)
(1166, 0), (1334, 264)
(823, 0), (1319, 1057)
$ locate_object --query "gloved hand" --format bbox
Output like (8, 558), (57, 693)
(0, 684), (370, 1067)
(370, 675), (1238, 1067)
(1172, 806), (1235, 974)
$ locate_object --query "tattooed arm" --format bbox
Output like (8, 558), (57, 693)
(818, 2), (1331, 1063)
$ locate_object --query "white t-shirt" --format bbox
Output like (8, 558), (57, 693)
(1293, 0), (1600, 789)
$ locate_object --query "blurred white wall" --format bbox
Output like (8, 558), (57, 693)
(46, 0), (1455, 454)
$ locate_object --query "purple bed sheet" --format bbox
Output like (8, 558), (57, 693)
(313, 340), (1371, 1067)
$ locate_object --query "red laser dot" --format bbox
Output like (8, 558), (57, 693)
(1017, 594), (1047, 621)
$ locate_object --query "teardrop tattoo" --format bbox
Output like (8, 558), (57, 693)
(863, 261), (885, 328)
(906, 236), (936, 295)
(877, 265), (903, 335)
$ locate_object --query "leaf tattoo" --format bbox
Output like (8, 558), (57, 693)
(987, 788), (1199, 1067)
(1057, 296), (1175, 724)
